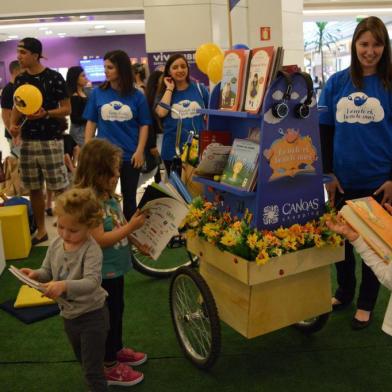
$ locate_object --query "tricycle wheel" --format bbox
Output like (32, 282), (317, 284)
(169, 267), (221, 369)
(293, 312), (330, 334)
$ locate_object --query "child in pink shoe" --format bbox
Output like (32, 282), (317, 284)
(75, 139), (148, 387)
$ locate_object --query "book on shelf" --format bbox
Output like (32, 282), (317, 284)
(268, 46), (284, 86)
(195, 143), (232, 176)
(130, 183), (189, 261)
(340, 197), (392, 264)
(281, 64), (301, 74)
(220, 138), (259, 191)
(243, 46), (275, 114)
(219, 49), (250, 111)
(199, 130), (232, 157)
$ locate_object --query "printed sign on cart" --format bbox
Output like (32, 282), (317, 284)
(257, 73), (324, 229)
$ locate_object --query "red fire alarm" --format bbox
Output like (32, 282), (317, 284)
(260, 27), (271, 41)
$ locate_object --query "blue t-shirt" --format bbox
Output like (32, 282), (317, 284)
(319, 68), (392, 190)
(101, 198), (132, 280)
(83, 86), (152, 160)
(160, 82), (209, 161)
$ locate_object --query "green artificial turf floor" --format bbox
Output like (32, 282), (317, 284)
(1, 246), (392, 392)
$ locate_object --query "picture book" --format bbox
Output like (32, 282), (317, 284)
(219, 49), (250, 111)
(341, 197), (392, 264)
(220, 138), (259, 191)
(244, 46), (274, 114)
(199, 130), (232, 157)
(130, 183), (189, 260)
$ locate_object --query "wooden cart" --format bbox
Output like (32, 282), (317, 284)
(169, 236), (343, 369)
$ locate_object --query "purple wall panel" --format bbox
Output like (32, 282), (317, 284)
(0, 34), (146, 83)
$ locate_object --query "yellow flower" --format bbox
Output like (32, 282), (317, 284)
(246, 233), (259, 250)
(202, 223), (221, 241)
(256, 249), (270, 265)
(186, 229), (196, 239)
(220, 229), (239, 247)
(232, 220), (242, 232)
(275, 227), (288, 239)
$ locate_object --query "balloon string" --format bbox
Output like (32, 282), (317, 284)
(19, 117), (27, 128)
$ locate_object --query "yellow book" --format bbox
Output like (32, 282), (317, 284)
(341, 197), (392, 264)
(14, 285), (55, 308)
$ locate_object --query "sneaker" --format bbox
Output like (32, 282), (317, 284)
(117, 347), (147, 366)
(105, 362), (144, 387)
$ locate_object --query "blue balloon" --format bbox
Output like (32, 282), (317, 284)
(232, 43), (249, 50)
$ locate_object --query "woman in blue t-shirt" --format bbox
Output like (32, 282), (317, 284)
(319, 16), (392, 329)
(155, 54), (209, 174)
(84, 50), (151, 220)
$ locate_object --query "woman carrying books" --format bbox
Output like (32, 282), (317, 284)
(319, 16), (392, 329)
(155, 54), (209, 175)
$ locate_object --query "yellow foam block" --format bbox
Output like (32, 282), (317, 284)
(0, 205), (31, 260)
(14, 285), (55, 308)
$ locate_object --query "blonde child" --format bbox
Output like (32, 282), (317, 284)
(20, 187), (109, 392)
(327, 203), (392, 333)
(74, 139), (147, 387)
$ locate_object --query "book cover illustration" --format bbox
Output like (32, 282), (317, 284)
(220, 138), (259, 190)
(244, 47), (274, 114)
(263, 128), (317, 181)
(219, 50), (249, 111)
(131, 183), (188, 260)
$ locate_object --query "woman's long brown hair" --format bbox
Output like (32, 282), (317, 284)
(350, 16), (392, 90)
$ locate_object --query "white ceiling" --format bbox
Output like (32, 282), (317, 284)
(0, 3), (391, 42)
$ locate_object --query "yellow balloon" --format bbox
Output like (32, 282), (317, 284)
(195, 43), (222, 74)
(207, 54), (224, 84)
(13, 84), (43, 115)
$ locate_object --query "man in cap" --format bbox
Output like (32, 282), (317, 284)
(9, 37), (71, 245)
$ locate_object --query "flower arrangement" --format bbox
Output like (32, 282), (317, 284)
(182, 197), (343, 266)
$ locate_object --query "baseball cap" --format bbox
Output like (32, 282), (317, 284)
(18, 37), (45, 59)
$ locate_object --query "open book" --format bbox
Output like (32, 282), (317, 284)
(341, 197), (392, 264)
(9, 265), (68, 306)
(130, 183), (189, 260)
(9, 265), (43, 291)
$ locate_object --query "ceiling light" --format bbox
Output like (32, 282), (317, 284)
(38, 26), (48, 31)
(58, 33), (66, 36)
(94, 25), (105, 29)
(45, 30), (53, 35)
(303, 8), (392, 16)
(0, 20), (144, 30)
(106, 30), (116, 34)
(79, 15), (87, 19)
(8, 35), (18, 39)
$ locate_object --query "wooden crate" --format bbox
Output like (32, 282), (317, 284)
(187, 236), (344, 339)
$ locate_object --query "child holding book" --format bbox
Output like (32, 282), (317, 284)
(20, 187), (109, 392)
(74, 139), (148, 387)
(327, 203), (392, 335)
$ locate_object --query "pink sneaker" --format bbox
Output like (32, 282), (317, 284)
(117, 347), (147, 366)
(104, 362), (144, 386)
